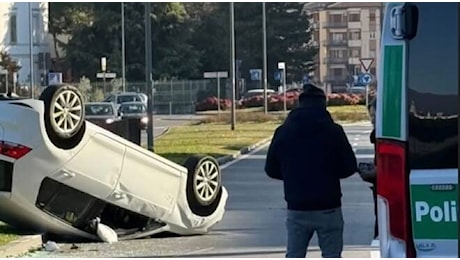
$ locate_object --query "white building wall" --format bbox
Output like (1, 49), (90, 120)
(0, 2), (49, 86)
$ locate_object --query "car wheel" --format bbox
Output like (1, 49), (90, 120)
(184, 155), (222, 217)
(39, 85), (86, 149)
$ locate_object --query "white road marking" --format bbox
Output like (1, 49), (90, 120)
(356, 154), (374, 159)
(352, 143), (358, 146)
(220, 143), (270, 170)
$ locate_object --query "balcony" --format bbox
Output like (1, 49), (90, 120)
(323, 57), (349, 64)
(322, 21), (348, 28)
(322, 39), (348, 46)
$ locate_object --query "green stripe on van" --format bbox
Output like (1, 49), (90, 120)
(382, 46), (403, 138)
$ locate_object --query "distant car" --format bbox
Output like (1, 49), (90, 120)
(0, 85), (227, 242)
(118, 102), (148, 130)
(242, 89), (275, 100)
(104, 92), (146, 105)
(85, 102), (121, 127)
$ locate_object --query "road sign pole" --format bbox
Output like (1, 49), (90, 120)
(103, 74), (106, 95)
(365, 84), (369, 107)
(217, 74), (221, 115)
(229, 2), (236, 131)
(283, 69), (286, 114)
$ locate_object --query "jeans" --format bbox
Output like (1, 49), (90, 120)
(285, 207), (344, 258)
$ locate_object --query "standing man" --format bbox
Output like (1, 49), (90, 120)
(265, 83), (358, 258)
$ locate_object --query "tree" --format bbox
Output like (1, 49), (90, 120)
(63, 3), (200, 82)
(187, 3), (316, 85)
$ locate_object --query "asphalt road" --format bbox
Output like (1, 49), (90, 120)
(141, 115), (208, 144)
(25, 123), (377, 258)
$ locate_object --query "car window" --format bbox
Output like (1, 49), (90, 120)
(120, 104), (146, 114)
(85, 104), (114, 116)
(407, 3), (458, 169)
(117, 95), (141, 104)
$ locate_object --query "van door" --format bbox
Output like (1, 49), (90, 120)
(406, 3), (458, 257)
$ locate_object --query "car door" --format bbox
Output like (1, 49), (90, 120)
(107, 145), (184, 220)
(52, 133), (126, 200)
(405, 3), (459, 257)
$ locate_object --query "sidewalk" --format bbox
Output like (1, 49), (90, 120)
(181, 246), (380, 258)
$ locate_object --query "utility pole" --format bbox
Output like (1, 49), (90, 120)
(262, 2), (268, 115)
(145, 2), (154, 152)
(229, 3), (236, 130)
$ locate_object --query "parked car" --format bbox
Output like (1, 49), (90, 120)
(241, 89), (275, 100)
(0, 85), (227, 242)
(85, 102), (121, 127)
(118, 102), (149, 130)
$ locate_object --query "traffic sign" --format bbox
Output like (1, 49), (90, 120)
(203, 71), (228, 79)
(48, 72), (62, 85)
(274, 71), (281, 81)
(359, 58), (374, 72)
(96, 72), (116, 78)
(249, 69), (262, 81)
(360, 73), (373, 85)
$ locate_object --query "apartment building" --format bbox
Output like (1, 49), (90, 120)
(0, 2), (50, 86)
(305, 2), (384, 92)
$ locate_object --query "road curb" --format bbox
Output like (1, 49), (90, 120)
(216, 137), (272, 166)
(0, 234), (42, 258)
(154, 127), (170, 140)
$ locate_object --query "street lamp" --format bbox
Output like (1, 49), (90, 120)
(121, 2), (126, 92)
(229, 2), (236, 131)
(278, 62), (286, 113)
(28, 2), (34, 98)
(145, 2), (154, 152)
(262, 2), (268, 115)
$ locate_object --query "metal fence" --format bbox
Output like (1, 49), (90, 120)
(67, 79), (235, 115)
(13, 78), (300, 115)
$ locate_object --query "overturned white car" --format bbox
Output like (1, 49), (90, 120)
(0, 85), (227, 242)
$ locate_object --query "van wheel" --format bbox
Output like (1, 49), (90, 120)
(183, 155), (222, 217)
(39, 85), (85, 149)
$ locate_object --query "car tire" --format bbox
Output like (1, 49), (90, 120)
(39, 85), (86, 149)
(184, 155), (222, 217)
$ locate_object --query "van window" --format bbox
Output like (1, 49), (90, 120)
(407, 3), (458, 169)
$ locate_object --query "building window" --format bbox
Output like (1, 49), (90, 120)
(333, 68), (343, 76)
(349, 13), (360, 22)
(329, 14), (344, 23)
(331, 33), (345, 41)
(32, 11), (40, 45)
(369, 11), (376, 22)
(354, 66), (361, 75)
(349, 48), (361, 57)
(330, 49), (347, 58)
(370, 51), (376, 58)
(370, 32), (376, 39)
(369, 39), (377, 50)
(9, 14), (17, 44)
(349, 30), (361, 40)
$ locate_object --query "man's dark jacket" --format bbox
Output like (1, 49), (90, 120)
(265, 99), (358, 211)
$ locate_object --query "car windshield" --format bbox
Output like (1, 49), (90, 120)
(120, 104), (146, 114)
(85, 104), (114, 116)
(117, 95), (142, 104)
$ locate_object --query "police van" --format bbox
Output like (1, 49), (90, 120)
(377, 2), (458, 257)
